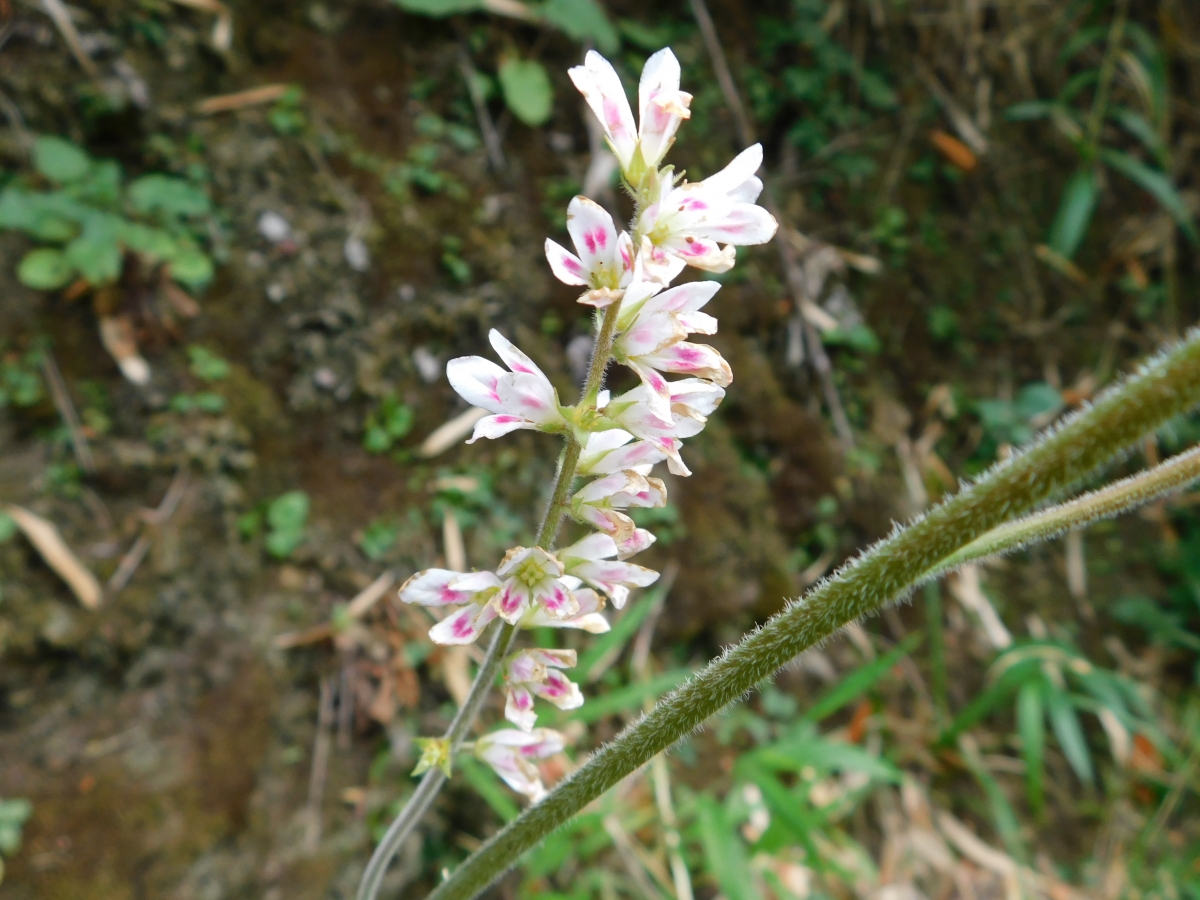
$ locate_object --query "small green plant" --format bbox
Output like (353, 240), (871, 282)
(265, 491), (310, 559)
(359, 517), (402, 560)
(942, 638), (1166, 814)
(0, 348), (44, 409)
(187, 345), (231, 381)
(1005, 4), (1198, 264)
(0, 136), (214, 292)
(363, 394), (414, 453)
(974, 382), (1064, 457)
(0, 797), (33, 885)
(268, 86), (308, 135)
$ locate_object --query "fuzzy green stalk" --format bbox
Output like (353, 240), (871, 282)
(357, 303), (623, 900)
(426, 330), (1200, 900)
(922, 441), (1200, 580)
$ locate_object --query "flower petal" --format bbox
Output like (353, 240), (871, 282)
(616, 528), (657, 559)
(504, 685), (538, 731)
(566, 196), (621, 287)
(637, 342), (732, 385)
(429, 602), (497, 645)
(446, 356), (506, 412)
(468, 414), (534, 443)
(489, 329), (550, 380)
(398, 568), (474, 606)
(569, 51), (637, 169)
(545, 238), (589, 286)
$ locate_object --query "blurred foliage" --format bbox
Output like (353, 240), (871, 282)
(0, 136), (214, 290)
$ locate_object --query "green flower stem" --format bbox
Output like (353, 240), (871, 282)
(357, 303), (623, 900)
(923, 442), (1200, 580)
(427, 330), (1200, 900)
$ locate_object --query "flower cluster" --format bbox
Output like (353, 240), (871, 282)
(398, 47), (776, 801)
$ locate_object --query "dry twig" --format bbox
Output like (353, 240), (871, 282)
(196, 84), (290, 115)
(105, 470), (190, 600)
(39, 0), (98, 77)
(40, 350), (95, 475)
(5, 504), (102, 609)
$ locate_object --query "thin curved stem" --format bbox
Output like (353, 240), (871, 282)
(923, 442), (1200, 580)
(357, 302), (623, 900)
(427, 329), (1200, 900)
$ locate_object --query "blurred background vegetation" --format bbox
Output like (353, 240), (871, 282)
(1, 0), (1199, 897)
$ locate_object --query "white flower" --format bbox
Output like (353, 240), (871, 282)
(504, 648), (583, 731)
(558, 532), (659, 609)
(612, 278), (728, 418)
(398, 569), (501, 645)
(398, 546), (581, 644)
(475, 728), (565, 802)
(602, 378), (726, 476)
(544, 196), (634, 307)
(523, 584), (611, 633)
(638, 144), (778, 274)
(578, 429), (667, 476)
(569, 48), (691, 179)
(616, 527), (657, 560)
(446, 330), (567, 443)
(571, 470), (667, 541)
(492, 546), (575, 623)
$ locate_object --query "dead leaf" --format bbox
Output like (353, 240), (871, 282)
(165, 0), (232, 51)
(931, 129), (978, 171)
(5, 505), (102, 609)
(98, 315), (151, 385)
(419, 407), (488, 457)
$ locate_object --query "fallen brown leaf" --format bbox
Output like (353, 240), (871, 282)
(5, 505), (102, 609)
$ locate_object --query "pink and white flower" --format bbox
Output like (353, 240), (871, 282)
(493, 546), (575, 623)
(446, 330), (567, 443)
(612, 278), (728, 417)
(398, 569), (502, 645)
(523, 584), (611, 633)
(578, 429), (667, 476)
(601, 378), (727, 476)
(616, 528), (657, 560)
(569, 48), (691, 178)
(571, 470), (667, 541)
(504, 648), (583, 731)
(638, 144), (778, 274)
(544, 196), (634, 307)
(475, 728), (565, 802)
(558, 532), (659, 609)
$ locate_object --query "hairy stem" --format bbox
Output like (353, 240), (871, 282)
(427, 330), (1200, 900)
(923, 442), (1200, 579)
(357, 303), (623, 900)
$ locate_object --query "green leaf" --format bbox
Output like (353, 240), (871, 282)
(804, 631), (923, 723)
(740, 764), (822, 861)
(541, 0), (619, 54)
(359, 518), (400, 560)
(1047, 168), (1098, 260)
(940, 657), (1042, 745)
(696, 795), (762, 900)
(119, 222), (175, 259)
(17, 248), (74, 289)
(1110, 107), (1168, 166)
(1004, 100), (1058, 122)
(266, 491), (309, 559)
(392, 0), (485, 13)
(1046, 688), (1094, 785)
(166, 243), (214, 287)
(1016, 680), (1045, 814)
(0, 511), (17, 542)
(960, 740), (1029, 862)
(1100, 148), (1199, 245)
(74, 159), (122, 206)
(498, 58), (554, 127)
(65, 233), (122, 285)
(128, 175), (210, 217)
(187, 346), (230, 381)
(33, 136), (91, 183)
